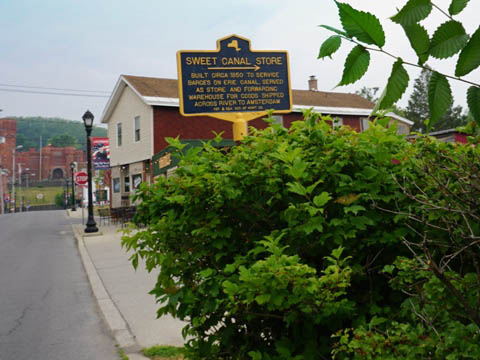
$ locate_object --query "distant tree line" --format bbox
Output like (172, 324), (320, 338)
(15, 117), (107, 151)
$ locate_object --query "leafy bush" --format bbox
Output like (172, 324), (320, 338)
(123, 112), (417, 359)
(332, 138), (480, 359)
(54, 192), (66, 208)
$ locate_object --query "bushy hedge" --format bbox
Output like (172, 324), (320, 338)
(123, 112), (424, 359)
(333, 136), (480, 359)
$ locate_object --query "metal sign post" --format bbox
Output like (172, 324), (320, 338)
(177, 34), (292, 140)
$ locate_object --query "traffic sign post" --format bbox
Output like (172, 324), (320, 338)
(177, 34), (292, 140)
(74, 171), (88, 186)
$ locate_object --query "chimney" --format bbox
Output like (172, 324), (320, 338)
(308, 75), (318, 91)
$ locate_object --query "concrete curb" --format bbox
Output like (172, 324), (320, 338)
(71, 223), (150, 360)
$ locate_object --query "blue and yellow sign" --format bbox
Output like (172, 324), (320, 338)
(177, 34), (292, 116)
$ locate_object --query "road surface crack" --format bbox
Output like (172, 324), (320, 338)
(1, 305), (31, 337)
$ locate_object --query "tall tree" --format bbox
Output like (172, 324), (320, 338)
(406, 69), (467, 133)
(48, 133), (78, 147)
(355, 86), (379, 102)
(356, 86), (406, 117)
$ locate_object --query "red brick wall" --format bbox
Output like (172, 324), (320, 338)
(15, 145), (86, 181)
(153, 107), (233, 153)
(455, 133), (468, 144)
(153, 108), (317, 153)
(0, 118), (17, 175)
(343, 116), (362, 132)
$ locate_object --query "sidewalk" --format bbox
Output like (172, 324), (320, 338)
(67, 209), (185, 358)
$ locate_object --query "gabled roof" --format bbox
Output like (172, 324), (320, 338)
(101, 75), (413, 126)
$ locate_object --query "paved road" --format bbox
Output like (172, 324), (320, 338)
(0, 211), (118, 360)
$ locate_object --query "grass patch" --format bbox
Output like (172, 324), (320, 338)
(117, 348), (129, 360)
(21, 186), (64, 205)
(143, 345), (185, 359)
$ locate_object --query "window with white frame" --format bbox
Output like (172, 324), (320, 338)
(361, 118), (370, 131)
(272, 115), (283, 126)
(397, 123), (408, 135)
(333, 117), (343, 128)
(113, 178), (120, 193)
(117, 123), (122, 146)
(134, 116), (140, 142)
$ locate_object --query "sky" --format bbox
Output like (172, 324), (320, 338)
(1, 0), (479, 124)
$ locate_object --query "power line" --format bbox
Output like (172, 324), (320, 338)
(0, 88), (110, 98)
(0, 82), (110, 94)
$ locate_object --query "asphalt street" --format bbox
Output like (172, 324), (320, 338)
(0, 210), (118, 360)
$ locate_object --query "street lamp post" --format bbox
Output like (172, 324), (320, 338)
(11, 145), (23, 213)
(64, 177), (68, 210)
(70, 162), (77, 211)
(82, 110), (98, 233)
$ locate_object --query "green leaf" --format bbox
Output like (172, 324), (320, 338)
(449, 0), (469, 15)
(383, 264), (395, 274)
(313, 192), (332, 207)
(338, 45), (370, 86)
(287, 182), (307, 196)
(369, 316), (387, 329)
(335, 1), (385, 47)
(255, 294), (271, 305)
(248, 351), (262, 360)
(318, 35), (342, 59)
(319, 24), (348, 37)
(402, 23), (430, 65)
(378, 58), (410, 109)
(305, 179), (323, 195)
(344, 204), (366, 215)
(301, 216), (325, 234)
(429, 21), (469, 59)
(467, 86), (480, 125)
(199, 268), (214, 278)
(289, 157), (307, 179)
(428, 72), (452, 126)
(331, 247), (344, 259)
(456, 26), (480, 76)
(391, 0), (432, 26)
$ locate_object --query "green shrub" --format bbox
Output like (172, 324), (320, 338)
(54, 192), (66, 208)
(123, 112), (416, 359)
(333, 137), (480, 359)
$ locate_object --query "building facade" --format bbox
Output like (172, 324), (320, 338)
(101, 75), (414, 208)
(0, 118), (86, 183)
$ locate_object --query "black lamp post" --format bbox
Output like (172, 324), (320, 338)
(70, 162), (76, 211)
(82, 110), (98, 233)
(64, 177), (69, 210)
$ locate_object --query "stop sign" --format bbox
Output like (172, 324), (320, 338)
(74, 171), (88, 185)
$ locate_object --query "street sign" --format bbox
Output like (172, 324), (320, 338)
(177, 34), (292, 116)
(74, 171), (88, 186)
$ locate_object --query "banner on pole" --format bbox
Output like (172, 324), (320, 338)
(92, 137), (110, 170)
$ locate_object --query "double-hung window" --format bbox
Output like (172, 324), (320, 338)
(361, 118), (370, 131)
(117, 123), (122, 146)
(134, 116), (140, 142)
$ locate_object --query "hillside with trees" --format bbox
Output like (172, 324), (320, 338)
(15, 117), (107, 151)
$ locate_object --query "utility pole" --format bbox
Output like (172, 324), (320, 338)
(18, 163), (22, 213)
(0, 161), (4, 215)
(12, 149), (16, 213)
(39, 135), (42, 181)
(0, 138), (4, 215)
(11, 145), (23, 213)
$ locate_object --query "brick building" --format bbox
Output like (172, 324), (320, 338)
(0, 118), (17, 176)
(101, 75), (413, 208)
(0, 118), (86, 183)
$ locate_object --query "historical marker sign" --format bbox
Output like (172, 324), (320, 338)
(177, 34), (292, 116)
